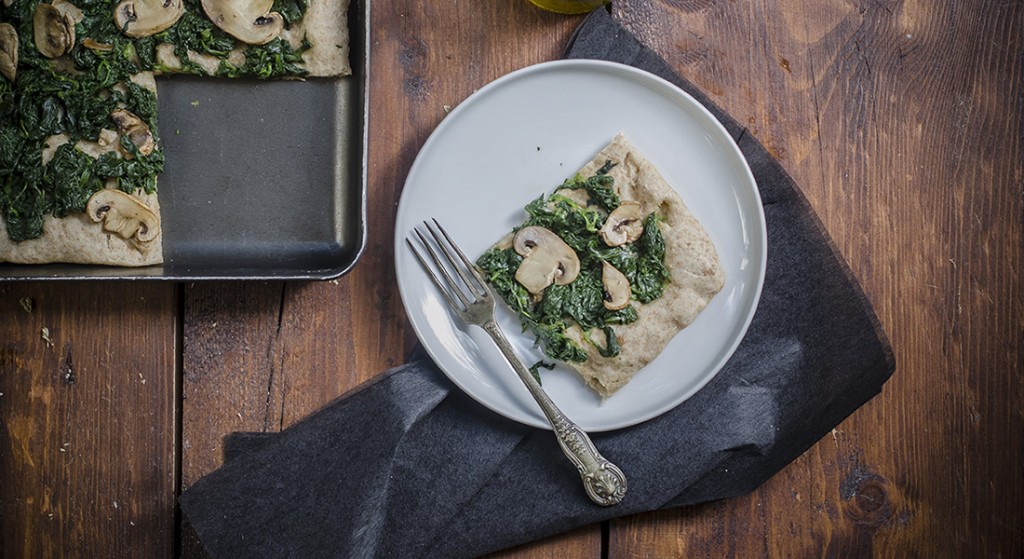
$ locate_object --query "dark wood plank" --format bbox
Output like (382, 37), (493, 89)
(609, 0), (1023, 556)
(0, 283), (177, 558)
(179, 2), (602, 558)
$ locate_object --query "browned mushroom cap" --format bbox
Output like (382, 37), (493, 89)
(82, 37), (114, 52)
(34, 3), (76, 58)
(599, 201), (645, 247)
(52, 0), (85, 24)
(512, 226), (581, 295)
(86, 189), (160, 243)
(110, 108), (155, 157)
(200, 0), (283, 45)
(114, 0), (184, 38)
(601, 261), (631, 310)
(0, 23), (17, 82)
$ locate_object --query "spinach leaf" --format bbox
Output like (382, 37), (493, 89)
(523, 194), (603, 252)
(47, 143), (105, 217)
(273, 0), (310, 25)
(524, 317), (588, 363)
(528, 360), (555, 385)
(2, 187), (47, 242)
(631, 213), (671, 302)
(541, 268), (605, 330)
(603, 304), (638, 325)
(239, 37), (309, 80)
(476, 246), (533, 317)
(153, 5), (234, 74)
(93, 145), (165, 194)
(555, 171), (620, 212)
(598, 326), (621, 358)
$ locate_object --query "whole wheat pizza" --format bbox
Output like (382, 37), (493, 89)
(477, 133), (725, 398)
(0, 0), (350, 266)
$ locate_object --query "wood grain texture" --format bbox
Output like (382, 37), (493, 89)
(0, 283), (177, 558)
(610, 0), (1023, 556)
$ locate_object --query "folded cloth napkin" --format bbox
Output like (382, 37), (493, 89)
(179, 8), (895, 558)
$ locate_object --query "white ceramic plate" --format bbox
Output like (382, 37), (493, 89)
(395, 60), (766, 432)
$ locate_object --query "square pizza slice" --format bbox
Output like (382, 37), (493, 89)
(477, 133), (725, 397)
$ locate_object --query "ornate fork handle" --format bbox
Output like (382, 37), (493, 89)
(408, 219), (626, 506)
(483, 319), (627, 506)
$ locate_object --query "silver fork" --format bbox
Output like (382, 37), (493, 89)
(408, 219), (627, 506)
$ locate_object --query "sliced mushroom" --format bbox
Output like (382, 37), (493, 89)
(0, 23), (17, 82)
(52, 0), (85, 24)
(601, 261), (631, 310)
(86, 189), (160, 243)
(114, 0), (184, 38)
(110, 108), (155, 157)
(200, 0), (284, 45)
(34, 3), (76, 58)
(514, 250), (565, 296)
(512, 226), (580, 295)
(599, 201), (645, 247)
(82, 37), (114, 52)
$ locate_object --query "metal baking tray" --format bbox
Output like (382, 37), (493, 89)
(0, 0), (369, 281)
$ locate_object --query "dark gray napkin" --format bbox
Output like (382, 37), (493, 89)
(179, 9), (895, 558)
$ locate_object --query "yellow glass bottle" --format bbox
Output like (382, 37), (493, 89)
(528, 0), (610, 15)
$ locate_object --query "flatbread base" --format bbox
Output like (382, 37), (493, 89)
(290, 0), (352, 77)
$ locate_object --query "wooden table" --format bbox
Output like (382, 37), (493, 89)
(2, 1), (1021, 556)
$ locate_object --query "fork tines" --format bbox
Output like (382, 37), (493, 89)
(407, 219), (489, 313)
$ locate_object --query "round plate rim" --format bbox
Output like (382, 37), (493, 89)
(394, 59), (767, 432)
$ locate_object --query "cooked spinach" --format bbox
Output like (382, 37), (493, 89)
(273, 0), (310, 25)
(528, 360), (556, 385)
(524, 316), (589, 363)
(48, 143), (105, 217)
(159, 0), (309, 79)
(476, 172), (672, 368)
(2, 183), (48, 242)
(583, 326), (620, 358)
(631, 213), (671, 302)
(477, 247), (532, 316)
(555, 171), (620, 212)
(158, 6), (234, 74)
(233, 37), (310, 80)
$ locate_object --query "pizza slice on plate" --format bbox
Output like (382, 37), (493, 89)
(477, 133), (725, 397)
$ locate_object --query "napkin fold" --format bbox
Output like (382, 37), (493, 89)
(180, 8), (895, 558)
